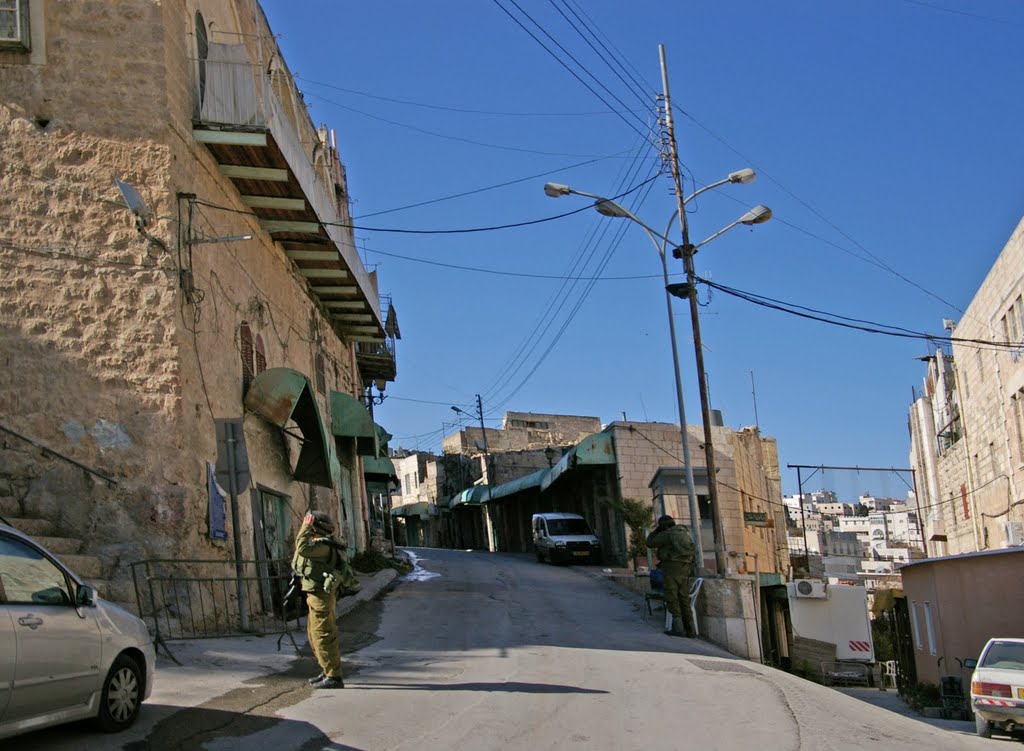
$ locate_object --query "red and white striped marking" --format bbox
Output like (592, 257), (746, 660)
(848, 640), (872, 653)
(976, 698), (1019, 708)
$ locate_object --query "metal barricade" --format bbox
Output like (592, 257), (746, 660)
(131, 558), (301, 661)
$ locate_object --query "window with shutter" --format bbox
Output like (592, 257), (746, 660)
(254, 334), (267, 375)
(0, 0), (29, 51)
(240, 322), (254, 396)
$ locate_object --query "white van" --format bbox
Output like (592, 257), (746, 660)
(532, 512), (600, 564)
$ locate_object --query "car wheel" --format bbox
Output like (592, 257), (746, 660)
(95, 654), (143, 733)
(975, 713), (993, 739)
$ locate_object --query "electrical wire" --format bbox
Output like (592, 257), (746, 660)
(303, 91), (621, 159)
(294, 74), (646, 116)
(361, 243), (678, 281)
(491, 0), (658, 146)
(192, 175), (658, 235)
(353, 149), (639, 219)
(698, 275), (1024, 353)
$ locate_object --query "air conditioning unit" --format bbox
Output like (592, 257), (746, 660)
(1002, 521), (1023, 548)
(793, 579), (828, 599)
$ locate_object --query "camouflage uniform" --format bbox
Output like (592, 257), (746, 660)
(292, 515), (346, 685)
(646, 520), (697, 637)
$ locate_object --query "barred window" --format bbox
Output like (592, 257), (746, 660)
(195, 11), (208, 107)
(254, 334), (267, 375)
(240, 322), (254, 396)
(0, 0), (30, 51)
(314, 352), (326, 395)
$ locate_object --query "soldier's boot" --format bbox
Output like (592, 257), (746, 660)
(307, 671), (326, 685)
(311, 675), (344, 689)
(670, 619), (688, 637)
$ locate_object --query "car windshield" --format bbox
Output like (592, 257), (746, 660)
(981, 641), (1024, 670)
(547, 518), (592, 536)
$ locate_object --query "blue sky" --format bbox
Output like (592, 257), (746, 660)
(261, 1), (1024, 497)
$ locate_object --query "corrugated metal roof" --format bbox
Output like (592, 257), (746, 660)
(486, 468), (547, 502)
(540, 432), (616, 492)
(447, 485), (490, 508)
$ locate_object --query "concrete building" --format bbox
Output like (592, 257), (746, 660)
(0, 1), (398, 611)
(909, 215), (1024, 556)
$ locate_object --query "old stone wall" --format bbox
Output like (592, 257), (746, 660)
(931, 215), (1024, 554)
(0, 0), (373, 603)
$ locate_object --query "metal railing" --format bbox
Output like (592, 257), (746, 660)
(130, 558), (300, 661)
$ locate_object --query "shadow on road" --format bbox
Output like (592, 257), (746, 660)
(353, 681), (608, 693)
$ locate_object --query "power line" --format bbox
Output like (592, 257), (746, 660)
(491, 0), (658, 145)
(478, 137), (659, 407)
(353, 149), (638, 220)
(303, 90), (620, 159)
(192, 175), (659, 235)
(362, 243), (679, 281)
(294, 74), (646, 116)
(698, 275), (1024, 352)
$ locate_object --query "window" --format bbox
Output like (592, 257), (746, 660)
(195, 11), (209, 107)
(0, 536), (71, 605)
(0, 0), (30, 51)
(909, 600), (922, 650)
(240, 322), (254, 395)
(923, 601), (937, 655)
(1013, 390), (1024, 462)
(254, 334), (267, 376)
(314, 352), (326, 395)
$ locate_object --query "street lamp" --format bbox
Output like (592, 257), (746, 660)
(544, 177), (771, 573)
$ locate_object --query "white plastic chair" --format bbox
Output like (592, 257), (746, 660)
(689, 577), (704, 637)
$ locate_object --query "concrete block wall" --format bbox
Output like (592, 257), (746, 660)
(698, 576), (761, 661)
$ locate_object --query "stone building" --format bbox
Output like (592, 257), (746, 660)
(0, 1), (398, 609)
(909, 214), (1024, 556)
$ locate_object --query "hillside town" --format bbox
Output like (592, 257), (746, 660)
(0, 1), (1021, 749)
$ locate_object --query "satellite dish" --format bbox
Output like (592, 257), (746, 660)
(115, 178), (152, 229)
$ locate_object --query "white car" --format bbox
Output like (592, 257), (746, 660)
(0, 522), (155, 740)
(969, 637), (1024, 739)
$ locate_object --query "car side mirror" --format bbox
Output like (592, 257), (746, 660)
(963, 658), (977, 669)
(76, 583), (98, 608)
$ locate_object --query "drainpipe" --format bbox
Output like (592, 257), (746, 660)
(746, 552), (763, 664)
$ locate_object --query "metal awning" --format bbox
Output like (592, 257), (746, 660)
(486, 468), (548, 502)
(329, 392), (377, 455)
(363, 455), (397, 480)
(244, 368), (333, 488)
(447, 485), (490, 508)
(391, 501), (435, 518)
(540, 432), (616, 492)
(372, 423), (393, 459)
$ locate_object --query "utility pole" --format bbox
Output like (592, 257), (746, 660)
(476, 394), (495, 499)
(659, 44), (727, 574)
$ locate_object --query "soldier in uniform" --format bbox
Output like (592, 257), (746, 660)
(645, 514), (697, 638)
(292, 511), (347, 689)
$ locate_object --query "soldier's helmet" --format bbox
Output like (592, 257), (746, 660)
(310, 511), (335, 535)
(657, 514), (676, 527)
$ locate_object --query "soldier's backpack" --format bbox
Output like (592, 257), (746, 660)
(666, 525), (695, 565)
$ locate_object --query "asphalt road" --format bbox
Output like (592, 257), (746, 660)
(11, 548), (1000, 750)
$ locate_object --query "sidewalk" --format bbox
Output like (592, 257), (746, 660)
(150, 567), (397, 705)
(835, 687), (979, 737)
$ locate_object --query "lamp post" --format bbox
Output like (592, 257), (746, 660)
(544, 180), (771, 572)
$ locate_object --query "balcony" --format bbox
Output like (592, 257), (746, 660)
(191, 36), (384, 342)
(356, 297), (399, 383)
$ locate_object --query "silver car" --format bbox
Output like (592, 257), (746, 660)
(0, 522), (155, 740)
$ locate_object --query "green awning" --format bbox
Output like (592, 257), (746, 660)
(329, 392), (377, 455)
(244, 368), (333, 488)
(371, 423), (392, 459)
(391, 501), (435, 518)
(486, 468), (547, 502)
(448, 485), (490, 508)
(363, 455), (397, 480)
(540, 432), (616, 492)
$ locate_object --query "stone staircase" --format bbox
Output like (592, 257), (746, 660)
(1, 497), (137, 614)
